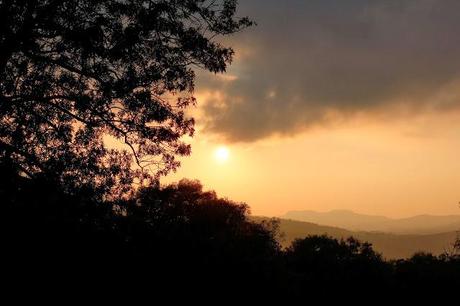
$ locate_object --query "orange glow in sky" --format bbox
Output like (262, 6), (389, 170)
(162, 1), (460, 219)
(164, 110), (460, 219)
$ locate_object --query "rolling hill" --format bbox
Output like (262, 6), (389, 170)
(252, 216), (459, 259)
(282, 210), (460, 234)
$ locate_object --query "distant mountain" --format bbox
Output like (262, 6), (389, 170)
(252, 216), (459, 259)
(282, 210), (460, 234)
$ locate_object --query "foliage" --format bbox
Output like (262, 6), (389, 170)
(0, 0), (252, 198)
(285, 235), (389, 295)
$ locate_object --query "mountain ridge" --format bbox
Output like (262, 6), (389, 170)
(251, 216), (459, 259)
(282, 210), (460, 234)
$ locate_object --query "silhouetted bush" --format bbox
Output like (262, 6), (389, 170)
(392, 252), (460, 293)
(285, 235), (390, 296)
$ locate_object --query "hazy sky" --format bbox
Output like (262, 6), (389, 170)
(166, 0), (460, 218)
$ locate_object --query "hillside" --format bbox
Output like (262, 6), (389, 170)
(252, 217), (459, 259)
(282, 210), (460, 234)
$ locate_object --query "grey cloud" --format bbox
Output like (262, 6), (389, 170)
(198, 0), (460, 141)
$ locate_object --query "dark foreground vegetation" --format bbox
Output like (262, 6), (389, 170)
(2, 161), (460, 300)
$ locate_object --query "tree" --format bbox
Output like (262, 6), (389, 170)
(0, 0), (252, 198)
(1, 171), (283, 299)
(122, 179), (281, 273)
(285, 235), (389, 296)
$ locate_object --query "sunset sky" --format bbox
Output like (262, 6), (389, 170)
(166, 0), (460, 218)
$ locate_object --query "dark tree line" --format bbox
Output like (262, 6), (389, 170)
(2, 163), (460, 300)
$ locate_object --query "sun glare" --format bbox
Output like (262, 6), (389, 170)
(214, 146), (230, 163)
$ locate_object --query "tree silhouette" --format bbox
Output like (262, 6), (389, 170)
(1, 170), (283, 299)
(285, 235), (389, 296)
(118, 179), (283, 291)
(0, 0), (252, 197)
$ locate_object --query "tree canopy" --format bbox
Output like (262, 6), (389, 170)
(0, 0), (252, 197)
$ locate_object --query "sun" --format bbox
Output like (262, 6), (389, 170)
(214, 146), (230, 163)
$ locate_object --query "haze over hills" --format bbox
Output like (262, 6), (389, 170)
(252, 216), (459, 259)
(282, 210), (460, 235)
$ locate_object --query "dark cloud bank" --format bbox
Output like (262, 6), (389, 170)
(199, 0), (460, 142)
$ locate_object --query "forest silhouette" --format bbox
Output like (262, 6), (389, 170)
(3, 161), (460, 299)
(1, 0), (460, 300)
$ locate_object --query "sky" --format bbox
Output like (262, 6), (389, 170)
(166, 0), (460, 218)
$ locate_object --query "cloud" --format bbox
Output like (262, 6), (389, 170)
(197, 0), (460, 142)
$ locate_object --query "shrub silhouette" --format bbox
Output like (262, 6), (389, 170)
(285, 235), (390, 296)
(392, 252), (460, 293)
